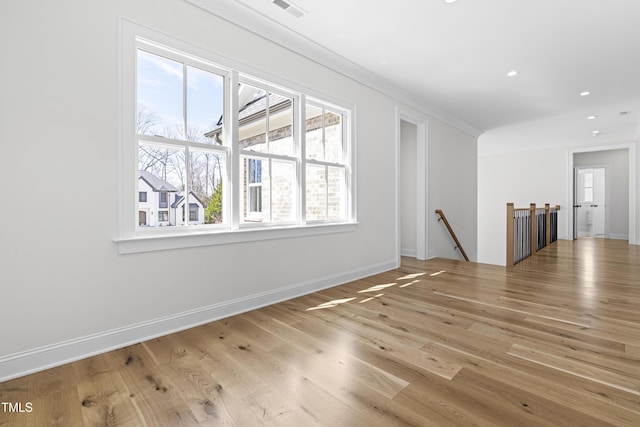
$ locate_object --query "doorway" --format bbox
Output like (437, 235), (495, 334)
(400, 120), (418, 257)
(139, 210), (148, 226)
(569, 146), (635, 243)
(396, 107), (428, 265)
(575, 167), (605, 238)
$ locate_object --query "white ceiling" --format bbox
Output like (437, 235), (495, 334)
(192, 0), (640, 145)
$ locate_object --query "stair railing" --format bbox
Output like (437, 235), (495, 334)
(506, 203), (560, 266)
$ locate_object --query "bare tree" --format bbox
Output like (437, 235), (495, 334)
(137, 106), (161, 135)
(137, 108), (223, 199)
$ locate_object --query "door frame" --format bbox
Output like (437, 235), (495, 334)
(396, 105), (428, 266)
(568, 143), (636, 244)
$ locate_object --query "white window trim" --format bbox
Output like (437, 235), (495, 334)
(117, 20), (357, 254)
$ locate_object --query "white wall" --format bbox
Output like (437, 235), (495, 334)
(478, 129), (638, 265)
(478, 148), (568, 266)
(428, 119), (478, 261)
(0, 0), (403, 380)
(574, 149), (629, 239)
(400, 120), (417, 257)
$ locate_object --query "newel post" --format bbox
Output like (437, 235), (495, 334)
(506, 203), (514, 266)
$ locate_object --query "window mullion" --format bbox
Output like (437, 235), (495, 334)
(268, 158), (273, 222)
(299, 96), (306, 225)
(265, 92), (270, 153)
(324, 165), (329, 219)
(184, 146), (190, 227)
(230, 71), (240, 230)
(182, 63), (189, 227)
(321, 107), (326, 161)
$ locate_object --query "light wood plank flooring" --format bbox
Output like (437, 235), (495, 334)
(1, 238), (639, 426)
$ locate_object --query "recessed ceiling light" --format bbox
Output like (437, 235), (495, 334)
(592, 130), (601, 136)
(580, 91), (590, 97)
(444, 0), (457, 3)
(587, 115), (596, 120)
(507, 70), (518, 77)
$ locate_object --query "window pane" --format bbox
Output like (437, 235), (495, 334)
(305, 104), (323, 160)
(325, 110), (343, 164)
(249, 187), (262, 212)
(584, 172), (594, 187)
(268, 93), (294, 156)
(137, 50), (183, 138)
(138, 144), (185, 227)
(248, 158), (262, 184)
(189, 205), (198, 221)
(584, 188), (594, 203)
(238, 84), (267, 152)
(271, 160), (296, 222)
(327, 167), (346, 220)
(190, 150), (226, 224)
(306, 164), (326, 221)
(242, 156), (269, 223)
(187, 65), (224, 145)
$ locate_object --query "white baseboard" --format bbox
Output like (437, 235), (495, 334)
(607, 234), (629, 240)
(400, 248), (416, 257)
(0, 260), (396, 383)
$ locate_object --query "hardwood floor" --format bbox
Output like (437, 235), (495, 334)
(1, 238), (639, 426)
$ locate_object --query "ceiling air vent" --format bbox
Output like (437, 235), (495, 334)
(272, 0), (306, 18)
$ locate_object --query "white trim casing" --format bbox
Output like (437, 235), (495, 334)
(395, 105), (429, 265)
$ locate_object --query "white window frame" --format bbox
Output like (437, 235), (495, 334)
(247, 158), (263, 214)
(303, 99), (351, 223)
(116, 20), (357, 254)
(237, 76), (300, 227)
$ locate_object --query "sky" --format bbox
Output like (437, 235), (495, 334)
(137, 49), (224, 140)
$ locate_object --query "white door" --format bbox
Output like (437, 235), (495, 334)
(576, 168), (605, 238)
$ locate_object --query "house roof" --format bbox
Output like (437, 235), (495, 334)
(139, 170), (179, 192)
(172, 191), (205, 208)
(204, 92), (291, 138)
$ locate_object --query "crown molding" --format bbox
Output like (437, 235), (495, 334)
(183, 0), (482, 138)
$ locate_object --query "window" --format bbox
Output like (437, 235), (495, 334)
(238, 81), (297, 225)
(137, 46), (227, 228)
(159, 191), (168, 208)
(181, 204), (199, 222)
(247, 158), (262, 215)
(584, 172), (594, 203)
(118, 24), (355, 253)
(305, 103), (347, 221)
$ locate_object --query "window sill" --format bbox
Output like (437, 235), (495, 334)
(115, 222), (358, 254)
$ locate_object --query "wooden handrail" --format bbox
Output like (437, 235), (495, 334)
(435, 210), (469, 261)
